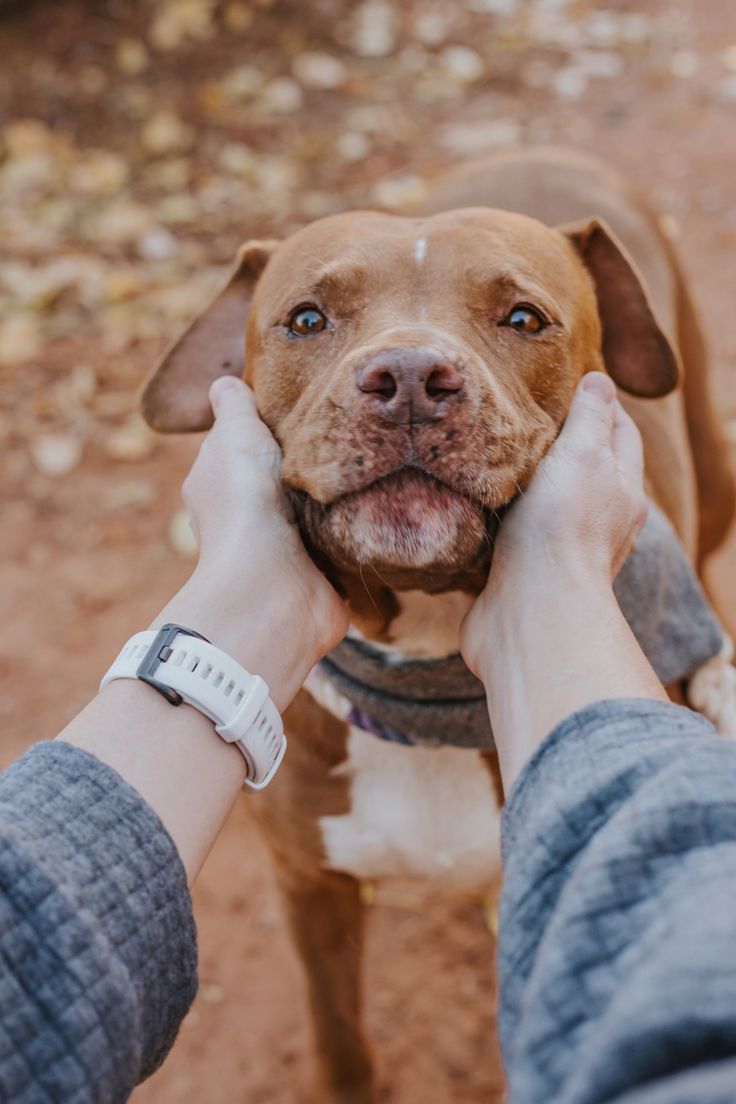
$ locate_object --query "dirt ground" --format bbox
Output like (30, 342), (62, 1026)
(2, 1), (736, 1101)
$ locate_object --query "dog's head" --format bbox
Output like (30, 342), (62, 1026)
(143, 208), (677, 592)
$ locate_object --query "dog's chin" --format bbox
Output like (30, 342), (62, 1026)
(298, 469), (491, 577)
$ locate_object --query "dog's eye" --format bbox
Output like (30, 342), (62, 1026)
(288, 306), (327, 336)
(501, 305), (547, 334)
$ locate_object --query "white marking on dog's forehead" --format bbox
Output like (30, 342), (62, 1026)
(414, 237), (427, 265)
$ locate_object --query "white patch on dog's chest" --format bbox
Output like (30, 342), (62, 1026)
(308, 588), (499, 890)
(355, 589), (474, 660)
(320, 725), (501, 889)
(305, 678), (500, 891)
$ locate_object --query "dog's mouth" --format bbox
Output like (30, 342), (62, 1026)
(291, 466), (508, 577)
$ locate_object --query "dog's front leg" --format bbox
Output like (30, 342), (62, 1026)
(276, 862), (374, 1104)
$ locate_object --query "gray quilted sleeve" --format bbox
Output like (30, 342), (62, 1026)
(498, 699), (736, 1104)
(0, 741), (197, 1103)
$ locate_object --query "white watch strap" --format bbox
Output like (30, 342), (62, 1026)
(100, 628), (286, 790)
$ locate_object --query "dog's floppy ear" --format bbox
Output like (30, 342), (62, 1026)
(560, 218), (679, 399)
(141, 239), (279, 432)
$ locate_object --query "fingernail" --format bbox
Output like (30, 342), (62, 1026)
(210, 376), (242, 403)
(581, 372), (615, 403)
(212, 375), (240, 393)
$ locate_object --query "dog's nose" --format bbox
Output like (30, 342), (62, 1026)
(355, 347), (464, 425)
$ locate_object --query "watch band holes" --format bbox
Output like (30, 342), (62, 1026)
(188, 656), (199, 672)
(173, 651), (186, 667)
(213, 671), (224, 688)
(224, 679), (235, 697)
(201, 663), (213, 679)
(234, 689), (244, 705)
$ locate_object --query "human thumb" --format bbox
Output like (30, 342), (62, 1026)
(209, 375), (258, 422)
(561, 371), (616, 448)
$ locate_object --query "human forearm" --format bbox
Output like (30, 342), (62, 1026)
(59, 678), (243, 883)
(498, 699), (736, 1104)
(460, 374), (662, 792)
(0, 742), (197, 1097)
(57, 378), (347, 884)
(153, 557), (320, 713)
(58, 564), (318, 883)
(478, 562), (667, 791)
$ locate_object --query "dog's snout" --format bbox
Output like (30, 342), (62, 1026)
(355, 347), (464, 425)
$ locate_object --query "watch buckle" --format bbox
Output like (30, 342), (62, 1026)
(137, 622), (210, 706)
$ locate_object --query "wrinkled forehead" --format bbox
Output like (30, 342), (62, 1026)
(253, 208), (584, 314)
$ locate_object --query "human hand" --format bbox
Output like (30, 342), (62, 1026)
(461, 372), (647, 680)
(158, 376), (349, 706)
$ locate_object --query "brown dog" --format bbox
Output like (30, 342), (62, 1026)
(143, 148), (734, 1102)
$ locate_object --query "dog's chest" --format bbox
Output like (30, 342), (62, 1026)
(308, 591), (501, 891)
(320, 721), (501, 890)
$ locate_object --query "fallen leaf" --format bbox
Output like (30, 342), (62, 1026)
(574, 49), (625, 79)
(116, 37), (149, 75)
(439, 45), (485, 83)
(2, 118), (57, 155)
(0, 150), (58, 195)
(168, 507), (199, 557)
(670, 51), (699, 80)
(219, 64), (263, 101)
(149, 0), (216, 51)
(258, 77), (304, 113)
(717, 74), (736, 103)
(67, 151), (130, 196)
(104, 268), (146, 303)
(80, 66), (108, 95)
(156, 192), (200, 224)
(141, 111), (193, 155)
(90, 201), (153, 246)
(53, 364), (97, 415)
(467, 0), (518, 13)
(144, 157), (192, 191)
(552, 66), (588, 99)
(336, 131), (372, 161)
(372, 173), (428, 210)
(299, 191), (341, 218)
(102, 480), (156, 509)
(0, 315), (42, 364)
(30, 432), (83, 477)
(223, 2), (253, 32)
(411, 10), (451, 46)
(440, 118), (520, 155)
(137, 227), (178, 260)
(93, 391), (138, 418)
(292, 52), (348, 90)
(217, 142), (258, 178)
(8, 256), (107, 311)
(350, 1), (397, 58)
(105, 415), (157, 461)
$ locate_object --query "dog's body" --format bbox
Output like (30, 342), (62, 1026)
(143, 148), (734, 1102)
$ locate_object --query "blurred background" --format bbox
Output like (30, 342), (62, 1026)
(1, 0), (735, 1100)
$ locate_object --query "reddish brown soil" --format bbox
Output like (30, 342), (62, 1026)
(2, 1), (736, 1101)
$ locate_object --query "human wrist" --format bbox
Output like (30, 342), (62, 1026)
(471, 558), (612, 685)
(489, 540), (611, 604)
(152, 562), (318, 712)
(476, 566), (665, 792)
